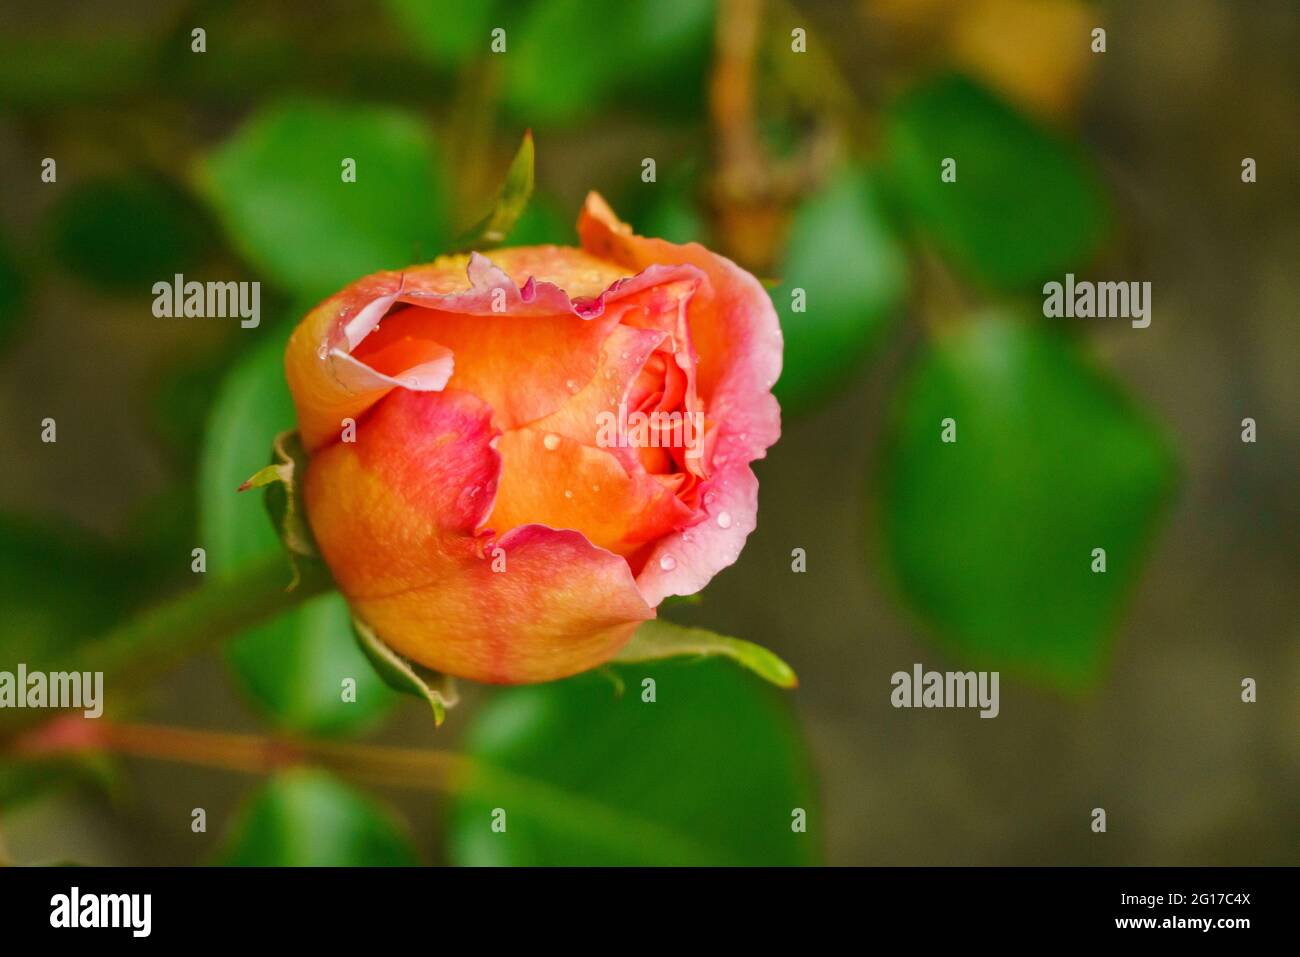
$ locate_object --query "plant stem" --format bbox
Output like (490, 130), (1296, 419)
(11, 716), (469, 795)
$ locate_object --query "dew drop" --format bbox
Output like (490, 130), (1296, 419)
(716, 511), (732, 529)
(565, 379), (578, 392)
(543, 433), (561, 451)
(659, 555), (677, 571)
(591, 484), (601, 492)
(564, 489), (573, 499)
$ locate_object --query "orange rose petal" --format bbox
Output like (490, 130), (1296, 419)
(304, 388), (502, 599)
(353, 302), (624, 430)
(488, 428), (694, 559)
(290, 248), (711, 450)
(287, 270), (462, 453)
(577, 193), (782, 605)
(304, 388), (651, 684)
(351, 524), (651, 684)
(578, 193), (781, 446)
(527, 323), (666, 449)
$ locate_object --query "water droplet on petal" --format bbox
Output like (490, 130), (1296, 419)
(591, 484), (600, 492)
(716, 511), (732, 529)
(565, 379), (578, 392)
(659, 555), (677, 571)
(564, 489), (573, 499)
(543, 433), (561, 451)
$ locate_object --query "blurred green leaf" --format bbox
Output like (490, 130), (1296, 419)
(0, 516), (131, 667)
(448, 659), (819, 865)
(226, 594), (397, 737)
(0, 755), (116, 815)
(774, 168), (908, 413)
(877, 316), (1177, 688)
(505, 0), (714, 125)
(47, 173), (211, 292)
(386, 0), (498, 66)
(617, 619), (797, 688)
(197, 331), (396, 735)
(197, 330), (296, 576)
(504, 191), (571, 246)
(214, 769), (418, 866)
(199, 100), (448, 297)
(883, 73), (1109, 290)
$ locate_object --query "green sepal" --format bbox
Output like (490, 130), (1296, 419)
(351, 617), (459, 726)
(457, 130), (535, 250)
(239, 430), (320, 589)
(616, 619), (797, 689)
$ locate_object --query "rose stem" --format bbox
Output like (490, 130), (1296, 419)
(9, 716), (468, 795)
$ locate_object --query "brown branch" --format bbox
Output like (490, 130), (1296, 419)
(9, 715), (470, 795)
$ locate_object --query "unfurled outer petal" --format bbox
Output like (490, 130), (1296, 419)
(303, 387), (653, 684)
(577, 193), (783, 605)
(286, 246), (704, 451)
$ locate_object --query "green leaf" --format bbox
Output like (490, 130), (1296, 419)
(876, 316), (1177, 688)
(774, 167), (908, 413)
(351, 618), (458, 727)
(617, 619), (797, 688)
(504, 191), (571, 246)
(198, 331), (396, 735)
(197, 330), (297, 578)
(883, 73), (1109, 290)
(225, 593), (397, 738)
(46, 173), (212, 292)
(0, 515), (132, 667)
(504, 0), (714, 125)
(448, 659), (819, 865)
(198, 99), (449, 298)
(214, 769), (419, 866)
(458, 130), (535, 250)
(386, 0), (498, 67)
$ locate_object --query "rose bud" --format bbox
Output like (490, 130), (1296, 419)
(284, 193), (781, 684)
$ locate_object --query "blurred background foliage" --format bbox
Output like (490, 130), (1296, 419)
(1, 0), (1297, 865)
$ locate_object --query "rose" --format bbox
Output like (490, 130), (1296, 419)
(285, 194), (781, 684)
